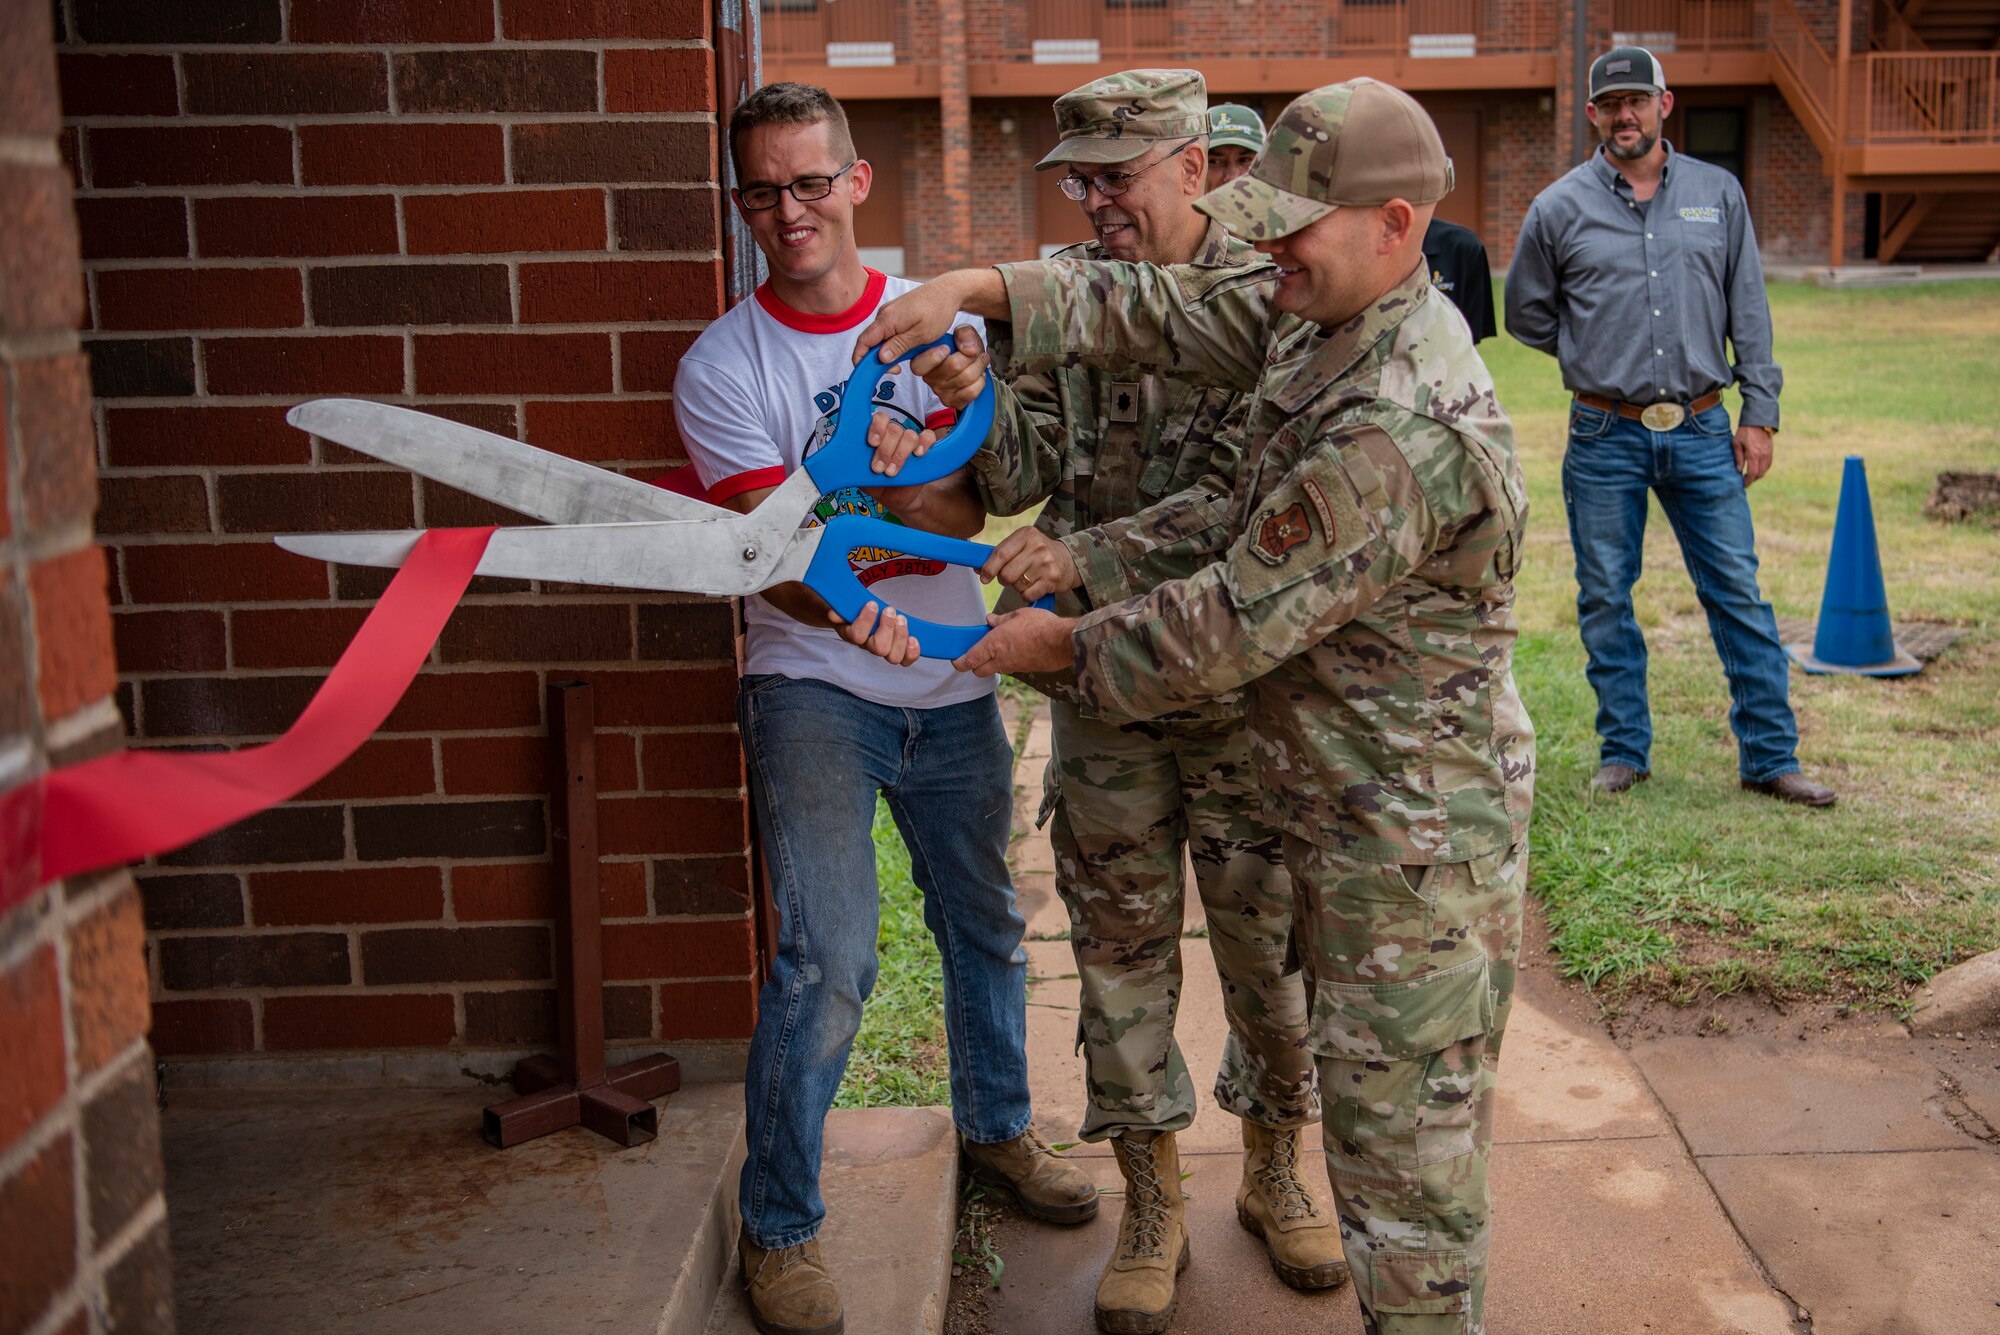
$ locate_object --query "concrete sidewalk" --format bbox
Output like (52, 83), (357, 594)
(981, 704), (2000, 1334)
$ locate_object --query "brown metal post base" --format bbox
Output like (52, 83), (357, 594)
(482, 1052), (682, 1149)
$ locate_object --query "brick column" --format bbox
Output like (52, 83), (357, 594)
(2, 1), (175, 1330)
(934, 0), (973, 272)
(57, 0), (757, 1076)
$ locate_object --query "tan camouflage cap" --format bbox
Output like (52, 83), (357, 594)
(1196, 78), (1454, 240)
(1035, 68), (1209, 171)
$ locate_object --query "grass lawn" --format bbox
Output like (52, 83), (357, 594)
(1490, 280), (2000, 1009)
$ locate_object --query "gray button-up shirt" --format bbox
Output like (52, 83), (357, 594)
(1504, 144), (1782, 429)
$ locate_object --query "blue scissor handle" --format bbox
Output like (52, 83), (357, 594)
(804, 514), (1056, 661)
(801, 337), (997, 494)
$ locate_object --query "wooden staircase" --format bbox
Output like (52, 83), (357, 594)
(1769, 0), (2000, 261)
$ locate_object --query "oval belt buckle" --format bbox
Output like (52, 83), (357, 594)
(1640, 402), (1686, 432)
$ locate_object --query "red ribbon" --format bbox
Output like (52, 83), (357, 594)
(0, 527), (495, 912)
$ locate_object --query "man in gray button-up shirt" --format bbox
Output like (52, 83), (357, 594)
(1505, 45), (1834, 808)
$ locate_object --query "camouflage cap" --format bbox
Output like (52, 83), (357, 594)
(1035, 68), (1209, 171)
(1196, 78), (1454, 241)
(1207, 103), (1266, 152)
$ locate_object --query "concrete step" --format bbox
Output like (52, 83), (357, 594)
(706, 1106), (960, 1335)
(161, 1079), (744, 1335)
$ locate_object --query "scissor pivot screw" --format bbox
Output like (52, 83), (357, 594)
(741, 545), (758, 561)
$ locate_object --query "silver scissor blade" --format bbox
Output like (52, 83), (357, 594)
(287, 398), (722, 525)
(278, 519), (820, 598)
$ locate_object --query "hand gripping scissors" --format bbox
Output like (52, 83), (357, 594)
(276, 339), (1048, 659)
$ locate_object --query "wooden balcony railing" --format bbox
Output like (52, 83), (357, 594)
(1599, 0), (1763, 52)
(761, 0), (1559, 74)
(1864, 52), (2000, 145)
(1771, 0), (1998, 163)
(1770, 0), (1838, 132)
(1006, 0), (1559, 63)
(760, 0), (923, 74)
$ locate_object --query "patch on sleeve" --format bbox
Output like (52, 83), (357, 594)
(1230, 443), (1375, 603)
(1252, 502), (1314, 565)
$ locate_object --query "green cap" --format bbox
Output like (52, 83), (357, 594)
(1207, 103), (1265, 152)
(1196, 78), (1454, 241)
(1036, 68), (1209, 171)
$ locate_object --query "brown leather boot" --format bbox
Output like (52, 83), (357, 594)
(1742, 772), (1836, 807)
(1095, 1131), (1189, 1335)
(1235, 1120), (1349, 1291)
(1589, 763), (1649, 795)
(738, 1227), (842, 1335)
(961, 1125), (1100, 1224)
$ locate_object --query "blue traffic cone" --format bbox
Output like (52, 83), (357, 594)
(1784, 455), (1921, 676)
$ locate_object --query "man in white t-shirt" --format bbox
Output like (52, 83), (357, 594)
(674, 83), (1094, 1335)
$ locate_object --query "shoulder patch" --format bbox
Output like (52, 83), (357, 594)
(1252, 501), (1314, 565)
(1229, 442), (1376, 603)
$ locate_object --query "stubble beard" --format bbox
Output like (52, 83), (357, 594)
(1605, 128), (1659, 161)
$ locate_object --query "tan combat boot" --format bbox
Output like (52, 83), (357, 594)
(738, 1226), (843, 1335)
(1095, 1130), (1189, 1335)
(961, 1125), (1100, 1224)
(1235, 1120), (1349, 1292)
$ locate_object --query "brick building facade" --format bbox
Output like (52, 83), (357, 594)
(769, 0), (2000, 274)
(47, 0), (757, 1083)
(3, 2), (175, 1331)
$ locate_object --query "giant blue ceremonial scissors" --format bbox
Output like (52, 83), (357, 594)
(278, 339), (1046, 659)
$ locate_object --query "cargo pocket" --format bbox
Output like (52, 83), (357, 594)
(1372, 1247), (1473, 1316)
(1307, 952), (1493, 1062)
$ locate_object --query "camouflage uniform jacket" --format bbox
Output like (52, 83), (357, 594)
(994, 257), (1535, 864)
(972, 219), (1272, 721)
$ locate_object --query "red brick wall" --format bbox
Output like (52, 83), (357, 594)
(1483, 91), (1562, 266)
(56, 0), (758, 1071)
(1750, 89), (1864, 263)
(2, 2), (175, 1330)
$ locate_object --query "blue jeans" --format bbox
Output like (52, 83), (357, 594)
(1561, 401), (1800, 782)
(736, 674), (1032, 1248)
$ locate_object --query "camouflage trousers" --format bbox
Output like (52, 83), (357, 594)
(1285, 835), (1526, 1335)
(1045, 701), (1318, 1142)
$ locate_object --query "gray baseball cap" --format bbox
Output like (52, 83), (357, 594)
(1589, 46), (1668, 99)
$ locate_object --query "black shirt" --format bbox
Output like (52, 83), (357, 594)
(1422, 219), (1496, 343)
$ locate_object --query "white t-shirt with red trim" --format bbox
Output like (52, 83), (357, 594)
(673, 270), (992, 709)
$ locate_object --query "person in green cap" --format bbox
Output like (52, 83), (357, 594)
(1205, 101), (1265, 190)
(849, 68), (1341, 1334)
(848, 76), (1534, 1335)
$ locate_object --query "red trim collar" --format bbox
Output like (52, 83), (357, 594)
(754, 268), (889, 334)
(705, 465), (788, 505)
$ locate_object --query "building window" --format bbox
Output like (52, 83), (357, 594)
(1683, 107), (1747, 182)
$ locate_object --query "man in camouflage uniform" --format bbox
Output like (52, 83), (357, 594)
(965, 69), (1337, 1332)
(854, 78), (1534, 1335)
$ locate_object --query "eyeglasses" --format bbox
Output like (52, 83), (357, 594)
(736, 162), (857, 211)
(1592, 93), (1657, 115)
(1058, 139), (1199, 201)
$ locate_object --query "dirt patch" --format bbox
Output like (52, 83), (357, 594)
(1521, 894), (1888, 1046)
(1925, 470), (2000, 527)
(944, 1194), (1025, 1335)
